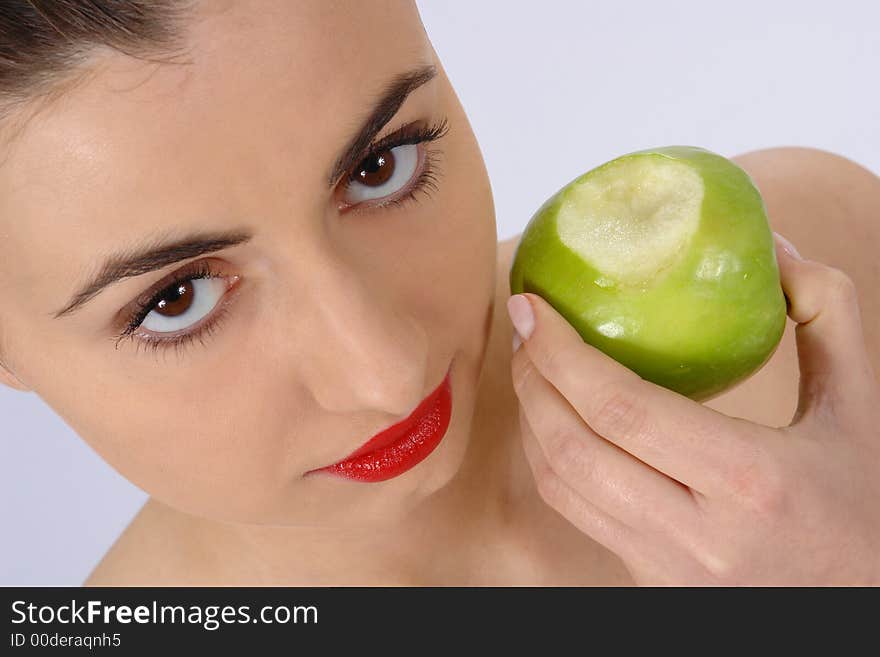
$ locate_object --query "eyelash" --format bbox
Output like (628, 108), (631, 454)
(117, 116), (450, 357)
(339, 117), (449, 213)
(114, 260), (237, 358)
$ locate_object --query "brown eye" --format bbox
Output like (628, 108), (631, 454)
(342, 143), (420, 205)
(154, 282), (194, 317)
(140, 277), (228, 334)
(355, 149), (396, 187)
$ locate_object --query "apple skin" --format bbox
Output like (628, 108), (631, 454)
(509, 145), (787, 402)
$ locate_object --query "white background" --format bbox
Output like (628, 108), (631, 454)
(2, 0), (878, 585)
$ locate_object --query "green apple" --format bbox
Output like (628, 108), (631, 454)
(509, 145), (787, 401)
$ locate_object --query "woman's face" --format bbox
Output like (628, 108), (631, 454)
(0, 0), (497, 527)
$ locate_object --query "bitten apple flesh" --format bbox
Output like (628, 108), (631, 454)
(509, 145), (787, 401)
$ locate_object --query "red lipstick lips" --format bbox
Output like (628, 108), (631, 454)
(305, 363), (454, 483)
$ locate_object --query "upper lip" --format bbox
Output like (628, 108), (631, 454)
(308, 361), (452, 471)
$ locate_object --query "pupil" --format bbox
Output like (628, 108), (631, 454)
(365, 154), (384, 173)
(156, 282), (194, 317)
(357, 149), (395, 186)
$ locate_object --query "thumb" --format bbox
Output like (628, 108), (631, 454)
(773, 232), (878, 426)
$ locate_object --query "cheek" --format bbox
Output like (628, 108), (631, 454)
(412, 128), (497, 335)
(32, 339), (298, 522)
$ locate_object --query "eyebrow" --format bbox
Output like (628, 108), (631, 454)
(52, 64), (437, 320)
(326, 63), (437, 187)
(52, 229), (253, 319)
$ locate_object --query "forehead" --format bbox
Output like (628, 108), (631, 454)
(0, 0), (428, 312)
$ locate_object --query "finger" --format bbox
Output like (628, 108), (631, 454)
(519, 406), (710, 584)
(518, 403), (641, 561)
(773, 232), (879, 425)
(513, 351), (702, 546)
(508, 293), (758, 495)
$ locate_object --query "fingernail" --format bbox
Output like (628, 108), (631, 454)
(512, 332), (522, 353)
(507, 294), (535, 341)
(773, 231), (802, 260)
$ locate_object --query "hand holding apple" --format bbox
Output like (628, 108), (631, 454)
(509, 146), (787, 400)
(507, 237), (880, 584)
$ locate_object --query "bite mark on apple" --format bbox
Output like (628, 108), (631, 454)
(557, 156), (704, 285)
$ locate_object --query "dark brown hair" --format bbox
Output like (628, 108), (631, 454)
(0, 1), (194, 374)
(0, 0), (194, 118)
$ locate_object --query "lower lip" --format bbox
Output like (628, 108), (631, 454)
(305, 363), (454, 483)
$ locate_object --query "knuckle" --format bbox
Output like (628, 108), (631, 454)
(547, 425), (596, 482)
(699, 547), (746, 584)
(590, 381), (647, 440)
(694, 531), (759, 585)
(822, 265), (859, 305)
(752, 464), (789, 517)
(726, 448), (789, 517)
(533, 463), (563, 504)
(534, 342), (571, 383)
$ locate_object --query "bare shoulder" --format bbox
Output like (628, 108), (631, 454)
(83, 498), (207, 586)
(731, 145), (879, 185)
(730, 147), (880, 239)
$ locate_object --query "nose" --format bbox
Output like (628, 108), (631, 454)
(298, 259), (431, 418)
